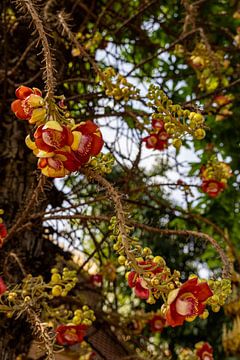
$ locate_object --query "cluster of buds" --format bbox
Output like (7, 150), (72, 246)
(99, 67), (139, 101)
(177, 342), (214, 360)
(207, 278), (232, 313)
(200, 158), (232, 198)
(88, 152), (114, 175)
(212, 93), (234, 121)
(72, 31), (103, 57)
(0, 268), (96, 347)
(50, 267), (79, 297)
(0, 209), (7, 248)
(147, 85), (207, 148)
(11, 86), (104, 178)
(189, 42), (232, 92)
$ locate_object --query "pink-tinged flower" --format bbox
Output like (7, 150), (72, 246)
(195, 342), (214, 360)
(71, 120), (104, 164)
(0, 223), (7, 246)
(56, 324), (88, 346)
(34, 121), (73, 152)
(149, 315), (165, 333)
(90, 274), (103, 287)
(201, 179), (225, 198)
(11, 86), (44, 121)
(165, 278), (213, 327)
(0, 277), (7, 295)
(128, 261), (163, 300)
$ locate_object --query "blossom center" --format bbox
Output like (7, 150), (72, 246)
(175, 292), (198, 316)
(64, 328), (78, 342)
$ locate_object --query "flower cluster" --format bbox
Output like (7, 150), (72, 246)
(11, 86), (104, 178)
(189, 42), (232, 92)
(99, 67), (139, 101)
(200, 158), (232, 198)
(177, 342), (214, 360)
(147, 85), (207, 148)
(142, 119), (169, 151)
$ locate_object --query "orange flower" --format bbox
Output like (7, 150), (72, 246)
(166, 278), (213, 327)
(56, 324), (88, 346)
(11, 86), (44, 122)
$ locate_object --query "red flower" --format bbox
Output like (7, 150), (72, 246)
(90, 274), (103, 287)
(201, 179), (225, 198)
(11, 86), (44, 121)
(34, 121), (73, 152)
(0, 277), (7, 295)
(149, 315), (165, 333)
(0, 223), (7, 246)
(165, 278), (213, 327)
(56, 324), (88, 346)
(71, 120), (104, 164)
(142, 133), (168, 150)
(196, 342), (214, 360)
(128, 261), (163, 300)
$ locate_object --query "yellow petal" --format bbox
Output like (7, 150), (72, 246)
(36, 150), (55, 158)
(71, 131), (82, 151)
(43, 121), (63, 131)
(25, 135), (37, 150)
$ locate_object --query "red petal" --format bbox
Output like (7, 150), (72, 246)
(0, 223), (7, 239)
(91, 134), (104, 156)
(155, 140), (168, 150)
(165, 305), (185, 327)
(134, 279), (149, 299)
(194, 282), (213, 302)
(15, 86), (33, 99)
(178, 278), (198, 296)
(0, 277), (7, 295)
(128, 271), (137, 288)
(75, 120), (98, 135)
(11, 100), (29, 119)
